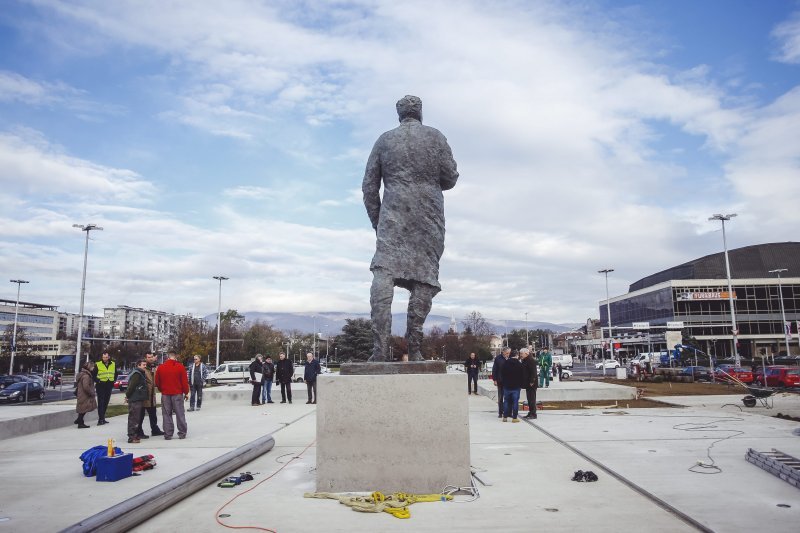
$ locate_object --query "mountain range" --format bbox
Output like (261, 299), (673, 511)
(204, 311), (580, 336)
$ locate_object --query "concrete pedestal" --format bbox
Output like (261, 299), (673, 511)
(316, 373), (470, 493)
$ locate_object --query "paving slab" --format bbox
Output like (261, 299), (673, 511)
(478, 377), (637, 401)
(534, 406), (800, 532)
(136, 394), (695, 533)
(5, 381), (798, 532)
(0, 385), (314, 532)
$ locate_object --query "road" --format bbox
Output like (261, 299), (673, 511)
(0, 382), (122, 406)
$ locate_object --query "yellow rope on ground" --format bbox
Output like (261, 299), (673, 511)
(304, 491), (452, 519)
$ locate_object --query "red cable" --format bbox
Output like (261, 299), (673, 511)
(214, 439), (317, 532)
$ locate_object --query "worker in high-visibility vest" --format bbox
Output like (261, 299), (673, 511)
(93, 351), (117, 425)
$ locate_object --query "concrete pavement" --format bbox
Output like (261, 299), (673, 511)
(0, 378), (798, 532)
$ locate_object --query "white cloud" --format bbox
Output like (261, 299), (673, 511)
(772, 11), (800, 64)
(0, 128), (157, 202)
(3, 1), (799, 323)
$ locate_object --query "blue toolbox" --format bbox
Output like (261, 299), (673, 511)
(96, 453), (133, 482)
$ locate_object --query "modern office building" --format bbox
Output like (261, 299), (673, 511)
(597, 242), (800, 360)
(102, 305), (207, 352)
(0, 298), (63, 359)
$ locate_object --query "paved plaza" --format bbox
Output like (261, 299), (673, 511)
(0, 378), (798, 532)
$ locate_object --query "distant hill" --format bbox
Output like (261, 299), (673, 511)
(205, 311), (579, 336)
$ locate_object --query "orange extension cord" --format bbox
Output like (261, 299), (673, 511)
(214, 439), (317, 532)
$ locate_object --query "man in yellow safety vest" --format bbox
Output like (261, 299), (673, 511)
(93, 351), (117, 425)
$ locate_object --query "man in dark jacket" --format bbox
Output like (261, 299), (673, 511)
(275, 352), (293, 404)
(261, 356), (275, 404)
(125, 360), (148, 443)
(520, 348), (538, 419)
(303, 352), (321, 404)
(137, 352), (165, 439)
(500, 350), (524, 422)
(465, 353), (480, 395)
(491, 348), (510, 418)
(248, 355), (264, 406)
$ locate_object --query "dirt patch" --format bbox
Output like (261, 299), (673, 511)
(534, 398), (678, 411)
(593, 378), (746, 397)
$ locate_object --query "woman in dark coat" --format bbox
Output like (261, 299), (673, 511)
(75, 361), (97, 429)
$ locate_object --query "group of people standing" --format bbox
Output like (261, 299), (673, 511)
(490, 347), (554, 422)
(74, 350), (193, 444)
(248, 352), (321, 406)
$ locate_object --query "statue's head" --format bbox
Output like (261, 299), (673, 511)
(396, 95), (422, 122)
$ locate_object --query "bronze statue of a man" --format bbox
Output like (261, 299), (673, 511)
(363, 95), (459, 361)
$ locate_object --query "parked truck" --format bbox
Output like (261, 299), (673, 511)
(629, 352), (666, 368)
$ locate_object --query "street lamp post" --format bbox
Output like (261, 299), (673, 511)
(8, 279), (29, 375)
(709, 213), (740, 366)
(524, 312), (529, 348)
(213, 276), (228, 368)
(769, 268), (791, 357)
(73, 224), (103, 377)
(599, 268), (615, 377)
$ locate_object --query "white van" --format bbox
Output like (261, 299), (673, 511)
(207, 361), (252, 384)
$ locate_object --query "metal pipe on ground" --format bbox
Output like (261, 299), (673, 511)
(60, 433), (275, 533)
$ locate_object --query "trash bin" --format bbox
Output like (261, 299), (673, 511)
(616, 367), (627, 380)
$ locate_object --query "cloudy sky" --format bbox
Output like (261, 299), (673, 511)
(1, 0), (799, 325)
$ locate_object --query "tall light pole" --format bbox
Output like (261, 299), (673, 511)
(709, 213), (739, 366)
(8, 279), (29, 375)
(325, 324), (330, 361)
(73, 224), (103, 377)
(599, 268), (615, 377)
(524, 312), (529, 348)
(213, 276), (228, 368)
(769, 268), (790, 357)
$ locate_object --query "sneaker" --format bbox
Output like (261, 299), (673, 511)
(77, 423), (90, 429)
(164, 436), (172, 440)
(512, 418), (520, 423)
(502, 417), (508, 422)
(196, 407), (201, 410)
(267, 401), (274, 404)
(138, 434), (150, 439)
(178, 435), (186, 440)
(188, 407), (195, 412)
(280, 400), (286, 404)
(306, 401), (312, 404)
(127, 437), (140, 444)
(312, 400), (316, 404)
(152, 429), (165, 436)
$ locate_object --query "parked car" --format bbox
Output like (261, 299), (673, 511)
(594, 359), (620, 369)
(0, 375), (33, 390)
(22, 374), (45, 387)
(714, 365), (754, 384)
(0, 380), (45, 402)
(560, 368), (573, 380)
(754, 366), (800, 388)
(44, 371), (62, 386)
(114, 374), (131, 391)
(206, 361), (251, 385)
(682, 366), (712, 382)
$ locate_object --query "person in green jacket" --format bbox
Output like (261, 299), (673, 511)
(125, 360), (149, 444)
(539, 349), (553, 388)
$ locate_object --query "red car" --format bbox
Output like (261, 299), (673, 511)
(754, 366), (800, 388)
(113, 374), (130, 391)
(715, 365), (754, 384)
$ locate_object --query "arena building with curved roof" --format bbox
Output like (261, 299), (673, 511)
(598, 242), (800, 361)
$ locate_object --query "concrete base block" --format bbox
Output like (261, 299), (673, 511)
(316, 373), (470, 493)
